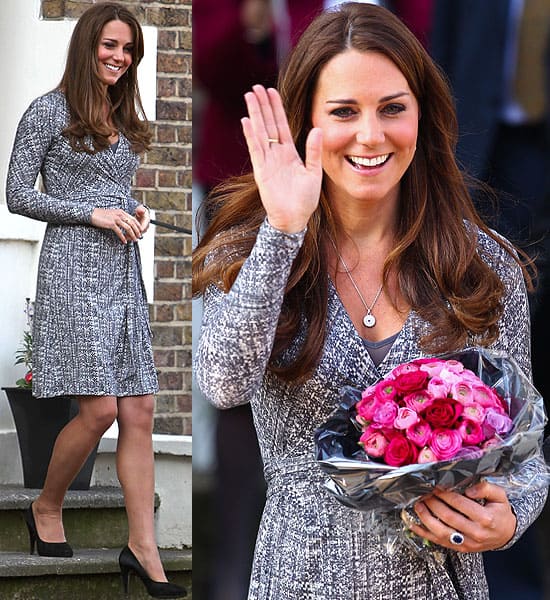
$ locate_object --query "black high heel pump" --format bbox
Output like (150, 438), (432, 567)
(119, 545), (187, 598)
(24, 503), (73, 558)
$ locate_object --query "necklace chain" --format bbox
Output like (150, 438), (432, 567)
(330, 239), (383, 328)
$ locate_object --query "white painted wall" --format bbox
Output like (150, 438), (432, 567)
(0, 208), (44, 405)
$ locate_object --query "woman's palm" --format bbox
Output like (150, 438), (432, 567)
(242, 85), (323, 233)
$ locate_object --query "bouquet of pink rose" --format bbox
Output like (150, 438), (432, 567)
(315, 348), (548, 516)
(356, 357), (512, 468)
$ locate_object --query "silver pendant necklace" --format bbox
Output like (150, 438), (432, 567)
(331, 240), (384, 328)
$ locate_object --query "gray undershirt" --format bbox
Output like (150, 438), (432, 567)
(362, 332), (400, 367)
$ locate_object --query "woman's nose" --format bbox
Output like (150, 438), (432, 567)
(112, 47), (124, 62)
(356, 115), (385, 146)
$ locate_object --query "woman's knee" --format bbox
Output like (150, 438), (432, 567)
(77, 396), (118, 434)
(118, 395), (155, 431)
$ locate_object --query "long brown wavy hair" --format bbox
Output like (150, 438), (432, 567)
(59, 2), (151, 154)
(193, 2), (533, 382)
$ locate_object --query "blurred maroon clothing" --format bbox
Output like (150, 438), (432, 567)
(194, 0), (322, 189)
(390, 0), (433, 48)
(289, 1), (323, 45)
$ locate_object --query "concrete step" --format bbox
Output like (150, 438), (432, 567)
(0, 547), (192, 599)
(0, 486), (158, 553)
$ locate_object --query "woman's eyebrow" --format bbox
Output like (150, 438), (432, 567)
(325, 91), (410, 104)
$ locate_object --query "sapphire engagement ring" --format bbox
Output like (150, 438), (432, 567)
(449, 531), (465, 545)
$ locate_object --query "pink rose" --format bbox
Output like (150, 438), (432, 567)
(390, 363), (421, 378)
(394, 407), (420, 430)
(443, 360), (465, 374)
(361, 384), (377, 398)
(458, 419), (484, 445)
(356, 415), (368, 427)
(360, 430), (389, 458)
(393, 370), (429, 394)
(384, 434), (418, 466)
(451, 382), (474, 405)
(411, 358), (440, 366)
(453, 446), (483, 460)
(373, 379), (398, 402)
(24, 371), (32, 384)
(372, 401), (398, 427)
(382, 428), (402, 441)
(356, 393), (381, 423)
(429, 428), (463, 460)
(471, 384), (502, 408)
(427, 377), (450, 399)
(417, 446), (437, 463)
(406, 419), (432, 447)
(464, 369), (493, 386)
(418, 360), (447, 377)
(483, 408), (513, 437)
(439, 368), (461, 387)
(424, 399), (463, 428)
(404, 390), (435, 412)
(462, 402), (485, 423)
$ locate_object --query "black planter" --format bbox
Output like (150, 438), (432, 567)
(2, 387), (98, 490)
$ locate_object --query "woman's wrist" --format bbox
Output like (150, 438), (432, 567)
(265, 215), (308, 235)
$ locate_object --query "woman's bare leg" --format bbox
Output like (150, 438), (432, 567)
(32, 395), (118, 542)
(117, 394), (167, 582)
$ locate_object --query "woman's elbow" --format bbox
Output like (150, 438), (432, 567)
(195, 359), (255, 410)
(6, 187), (24, 215)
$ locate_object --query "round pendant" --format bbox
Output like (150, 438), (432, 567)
(363, 314), (376, 328)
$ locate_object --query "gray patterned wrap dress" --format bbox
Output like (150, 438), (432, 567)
(6, 90), (158, 399)
(196, 219), (548, 600)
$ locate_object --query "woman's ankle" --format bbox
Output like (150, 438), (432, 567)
(33, 496), (63, 516)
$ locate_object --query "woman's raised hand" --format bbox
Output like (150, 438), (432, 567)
(241, 85), (323, 234)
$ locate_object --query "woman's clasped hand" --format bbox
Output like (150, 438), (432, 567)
(411, 482), (517, 552)
(91, 204), (150, 243)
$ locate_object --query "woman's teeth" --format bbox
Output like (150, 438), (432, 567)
(347, 154), (390, 168)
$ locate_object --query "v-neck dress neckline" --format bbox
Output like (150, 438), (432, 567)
(327, 276), (410, 375)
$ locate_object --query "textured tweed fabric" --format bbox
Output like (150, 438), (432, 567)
(7, 90), (158, 398)
(196, 218), (547, 600)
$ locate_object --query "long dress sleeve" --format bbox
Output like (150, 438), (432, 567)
(195, 219), (306, 408)
(6, 94), (95, 225)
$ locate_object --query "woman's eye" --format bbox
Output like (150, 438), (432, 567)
(382, 103), (406, 115)
(330, 107), (356, 118)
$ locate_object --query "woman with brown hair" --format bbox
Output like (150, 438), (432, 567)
(6, 3), (186, 598)
(194, 2), (546, 598)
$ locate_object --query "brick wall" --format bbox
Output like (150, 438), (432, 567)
(41, 0), (192, 435)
